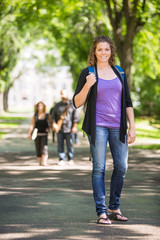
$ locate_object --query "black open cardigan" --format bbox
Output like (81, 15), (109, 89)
(73, 65), (133, 146)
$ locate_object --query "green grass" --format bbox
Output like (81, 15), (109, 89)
(132, 144), (160, 150)
(136, 128), (160, 139)
(132, 117), (160, 150)
(0, 116), (27, 129)
(0, 116), (27, 139)
(135, 117), (160, 127)
(0, 123), (19, 128)
(0, 116), (27, 123)
(0, 132), (7, 138)
(135, 117), (160, 139)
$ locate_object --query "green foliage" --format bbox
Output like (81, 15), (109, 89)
(133, 30), (160, 80)
(135, 76), (160, 116)
(47, 0), (111, 89)
(0, 0), (159, 116)
(132, 1), (160, 117)
(0, 0), (24, 91)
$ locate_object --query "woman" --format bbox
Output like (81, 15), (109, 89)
(73, 36), (136, 224)
(28, 101), (51, 166)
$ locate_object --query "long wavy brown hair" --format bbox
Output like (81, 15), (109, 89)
(87, 35), (115, 66)
(34, 101), (46, 114)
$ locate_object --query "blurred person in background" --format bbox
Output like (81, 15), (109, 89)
(28, 101), (51, 166)
(49, 101), (57, 143)
(51, 89), (79, 166)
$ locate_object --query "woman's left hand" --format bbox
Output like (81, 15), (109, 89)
(127, 126), (136, 144)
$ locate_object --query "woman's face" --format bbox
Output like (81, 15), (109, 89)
(38, 103), (44, 112)
(95, 41), (111, 64)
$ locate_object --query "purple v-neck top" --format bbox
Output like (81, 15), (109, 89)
(96, 76), (122, 129)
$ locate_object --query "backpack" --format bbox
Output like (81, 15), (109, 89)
(88, 65), (125, 82)
(114, 65), (125, 82)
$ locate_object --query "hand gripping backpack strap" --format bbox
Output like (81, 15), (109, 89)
(114, 65), (125, 82)
(83, 66), (96, 132)
(86, 66), (96, 100)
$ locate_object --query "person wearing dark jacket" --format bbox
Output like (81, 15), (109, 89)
(73, 36), (136, 225)
(51, 89), (79, 165)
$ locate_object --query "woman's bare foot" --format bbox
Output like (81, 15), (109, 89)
(108, 209), (128, 221)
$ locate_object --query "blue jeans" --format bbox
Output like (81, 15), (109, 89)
(57, 131), (74, 160)
(72, 132), (78, 144)
(88, 126), (128, 216)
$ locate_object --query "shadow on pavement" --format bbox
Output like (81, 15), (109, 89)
(0, 119), (160, 239)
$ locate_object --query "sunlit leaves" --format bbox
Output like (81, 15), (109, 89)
(0, 0), (160, 115)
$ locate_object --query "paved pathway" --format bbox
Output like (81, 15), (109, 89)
(0, 115), (160, 239)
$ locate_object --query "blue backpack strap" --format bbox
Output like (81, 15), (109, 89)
(85, 66), (96, 106)
(114, 65), (125, 82)
(89, 65), (124, 81)
(88, 66), (95, 74)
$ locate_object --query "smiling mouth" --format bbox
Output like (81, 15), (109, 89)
(101, 56), (107, 59)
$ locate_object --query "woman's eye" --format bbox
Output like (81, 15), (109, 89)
(97, 48), (109, 51)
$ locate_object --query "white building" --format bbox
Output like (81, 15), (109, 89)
(8, 44), (73, 112)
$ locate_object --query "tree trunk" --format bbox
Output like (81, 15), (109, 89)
(105, 0), (146, 90)
(3, 88), (9, 112)
(116, 40), (133, 90)
(0, 92), (4, 113)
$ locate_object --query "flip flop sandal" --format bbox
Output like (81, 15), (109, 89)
(108, 212), (128, 221)
(97, 217), (111, 225)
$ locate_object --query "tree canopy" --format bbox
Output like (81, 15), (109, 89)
(0, 0), (160, 116)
